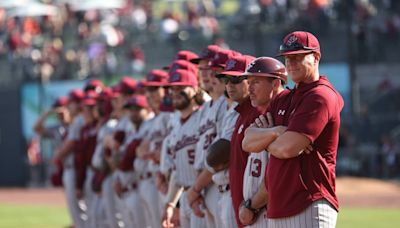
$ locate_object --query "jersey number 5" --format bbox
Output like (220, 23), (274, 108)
(187, 149), (195, 165)
(250, 158), (262, 177)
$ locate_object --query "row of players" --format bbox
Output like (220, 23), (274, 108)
(34, 30), (342, 228)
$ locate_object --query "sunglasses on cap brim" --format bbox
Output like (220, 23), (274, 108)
(279, 42), (318, 52)
(219, 76), (247, 85)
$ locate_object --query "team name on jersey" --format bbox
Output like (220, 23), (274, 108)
(198, 119), (215, 135)
(173, 135), (198, 151)
(278, 109), (286, 116)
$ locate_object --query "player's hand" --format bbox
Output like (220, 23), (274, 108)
(186, 186), (201, 206)
(254, 112), (274, 128)
(162, 204), (175, 228)
(190, 197), (205, 218)
(155, 173), (168, 194)
(136, 140), (150, 159)
(239, 204), (255, 225)
(302, 144), (314, 155)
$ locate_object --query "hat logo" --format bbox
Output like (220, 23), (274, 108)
(286, 35), (298, 46)
(148, 74), (156, 81)
(214, 53), (220, 60)
(226, 59), (236, 70)
(171, 73), (181, 82)
(246, 60), (256, 72)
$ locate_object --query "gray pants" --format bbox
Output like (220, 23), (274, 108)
(268, 199), (337, 228)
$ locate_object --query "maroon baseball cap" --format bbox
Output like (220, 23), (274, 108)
(52, 96), (69, 108)
(168, 60), (198, 76)
(115, 77), (137, 95)
(68, 89), (85, 103)
(97, 87), (114, 101)
(190, 45), (221, 64)
(177, 50), (199, 62)
(217, 55), (256, 77)
(167, 69), (198, 87)
(277, 31), (320, 56)
(242, 57), (288, 83)
(82, 91), (99, 106)
(124, 95), (149, 109)
(84, 79), (104, 93)
(142, 69), (169, 87)
(209, 49), (241, 70)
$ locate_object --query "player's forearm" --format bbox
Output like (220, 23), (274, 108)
(193, 169), (213, 192)
(267, 131), (310, 159)
(242, 127), (280, 152)
(250, 180), (268, 209)
(165, 171), (184, 207)
(33, 112), (50, 135)
(57, 140), (75, 160)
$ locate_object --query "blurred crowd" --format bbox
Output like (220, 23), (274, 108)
(0, 0), (399, 83)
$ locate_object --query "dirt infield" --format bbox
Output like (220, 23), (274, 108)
(0, 187), (66, 208)
(336, 177), (400, 208)
(0, 177), (399, 208)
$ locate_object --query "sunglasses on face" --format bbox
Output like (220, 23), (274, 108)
(279, 41), (318, 52)
(219, 76), (247, 85)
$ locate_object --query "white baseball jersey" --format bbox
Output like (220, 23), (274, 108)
(243, 151), (269, 228)
(132, 117), (154, 176)
(159, 111), (180, 175)
(135, 111), (175, 174)
(64, 115), (85, 167)
(212, 170), (238, 228)
(218, 102), (239, 141)
(115, 113), (135, 134)
(194, 96), (227, 170)
(116, 113), (154, 188)
(91, 118), (118, 170)
(62, 115), (86, 228)
(243, 150), (268, 199)
(164, 109), (202, 187)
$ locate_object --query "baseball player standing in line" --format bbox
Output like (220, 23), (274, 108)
(102, 77), (137, 228)
(161, 69), (206, 228)
(90, 88), (117, 228)
(54, 89), (86, 228)
(75, 92), (100, 228)
(33, 96), (70, 188)
(136, 69), (174, 228)
(228, 67), (263, 227)
(208, 54), (256, 228)
(243, 31), (344, 228)
(114, 95), (153, 228)
(187, 49), (239, 228)
(238, 57), (287, 228)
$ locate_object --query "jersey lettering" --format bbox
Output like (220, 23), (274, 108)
(203, 133), (217, 150)
(187, 149), (195, 165)
(250, 158), (262, 177)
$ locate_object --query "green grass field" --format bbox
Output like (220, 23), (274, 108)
(1, 204), (399, 228)
(0, 204), (70, 228)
